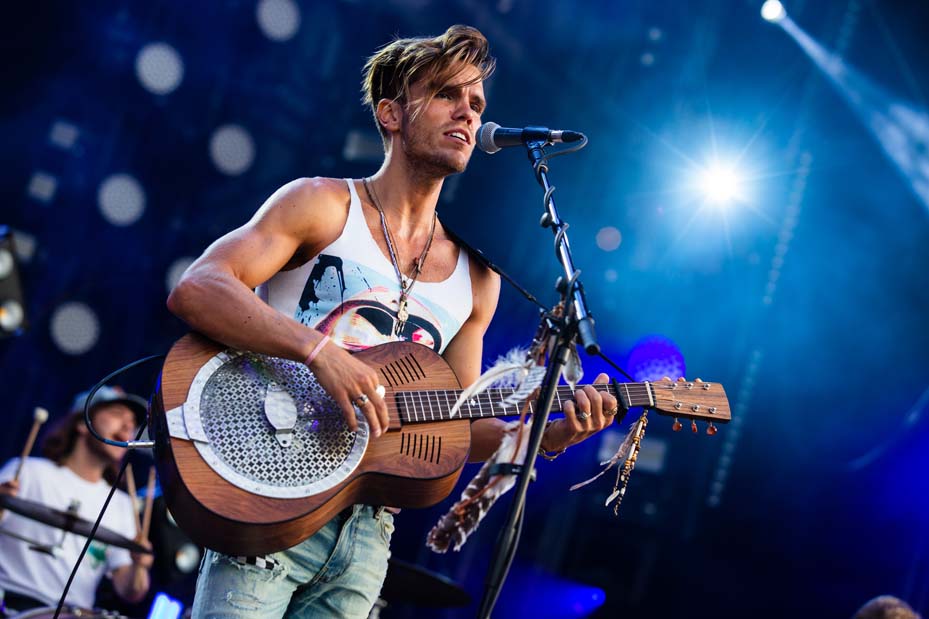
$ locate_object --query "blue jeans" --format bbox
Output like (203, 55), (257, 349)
(191, 505), (394, 619)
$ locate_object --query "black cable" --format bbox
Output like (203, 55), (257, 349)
(82, 354), (164, 448)
(443, 226), (548, 311)
(596, 349), (635, 382)
(532, 134), (589, 176)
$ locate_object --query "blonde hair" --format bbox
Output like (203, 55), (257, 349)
(362, 25), (495, 144)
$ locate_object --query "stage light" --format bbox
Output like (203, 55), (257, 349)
(135, 43), (184, 95)
(595, 226), (622, 251)
(761, 0), (787, 23)
(0, 227), (27, 337)
(210, 124), (256, 176)
(98, 174), (146, 226)
(50, 302), (100, 355)
(147, 593), (183, 619)
(698, 163), (743, 204)
(343, 128), (384, 162)
(627, 335), (685, 383)
(49, 120), (80, 150)
(27, 171), (58, 203)
(257, 0), (301, 42)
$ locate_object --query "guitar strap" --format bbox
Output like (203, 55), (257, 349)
(443, 226), (547, 311)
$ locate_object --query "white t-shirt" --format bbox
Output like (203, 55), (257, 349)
(0, 457), (136, 608)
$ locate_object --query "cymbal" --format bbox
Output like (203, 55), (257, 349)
(0, 495), (151, 555)
(381, 558), (470, 608)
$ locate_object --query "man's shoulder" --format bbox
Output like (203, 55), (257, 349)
(280, 176), (349, 205)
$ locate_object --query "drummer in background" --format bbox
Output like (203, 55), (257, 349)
(0, 386), (153, 614)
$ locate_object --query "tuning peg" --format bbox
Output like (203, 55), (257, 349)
(672, 418), (682, 432)
(690, 419), (698, 433)
(706, 422), (718, 436)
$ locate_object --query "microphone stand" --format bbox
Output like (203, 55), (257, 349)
(478, 140), (599, 618)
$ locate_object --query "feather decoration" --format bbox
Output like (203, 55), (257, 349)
(427, 419), (534, 553)
(447, 347), (531, 419)
(562, 345), (584, 391)
(568, 418), (639, 492)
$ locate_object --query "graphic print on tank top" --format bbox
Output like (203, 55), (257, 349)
(294, 253), (452, 353)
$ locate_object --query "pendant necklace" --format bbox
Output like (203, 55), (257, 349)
(362, 178), (437, 337)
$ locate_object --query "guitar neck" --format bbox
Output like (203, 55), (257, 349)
(396, 382), (653, 423)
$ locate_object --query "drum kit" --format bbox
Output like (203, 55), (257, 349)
(0, 492), (147, 619)
(0, 409), (147, 619)
(1, 409), (471, 618)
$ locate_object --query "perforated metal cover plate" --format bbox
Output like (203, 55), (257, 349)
(180, 350), (368, 498)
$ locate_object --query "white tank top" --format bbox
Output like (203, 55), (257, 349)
(257, 179), (472, 354)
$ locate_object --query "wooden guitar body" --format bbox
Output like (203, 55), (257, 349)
(152, 333), (471, 557)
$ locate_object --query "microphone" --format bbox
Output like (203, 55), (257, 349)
(476, 122), (584, 154)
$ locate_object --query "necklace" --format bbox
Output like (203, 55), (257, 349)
(362, 178), (437, 336)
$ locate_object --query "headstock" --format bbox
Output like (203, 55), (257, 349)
(649, 377), (731, 435)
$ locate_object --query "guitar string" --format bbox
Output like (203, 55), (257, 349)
(374, 385), (715, 422)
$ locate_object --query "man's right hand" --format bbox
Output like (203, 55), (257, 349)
(0, 479), (19, 497)
(308, 341), (389, 437)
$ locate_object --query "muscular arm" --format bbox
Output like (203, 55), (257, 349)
(167, 178), (340, 361)
(167, 177), (389, 435)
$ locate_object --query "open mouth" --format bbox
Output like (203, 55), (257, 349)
(445, 130), (469, 144)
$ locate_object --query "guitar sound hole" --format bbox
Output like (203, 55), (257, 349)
(400, 432), (441, 463)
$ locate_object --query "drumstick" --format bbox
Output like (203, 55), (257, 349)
(124, 462), (142, 535)
(14, 407), (49, 481)
(140, 466), (156, 539)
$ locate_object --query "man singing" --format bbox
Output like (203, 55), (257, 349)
(168, 25), (616, 618)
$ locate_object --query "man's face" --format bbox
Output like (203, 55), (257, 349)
(399, 64), (486, 177)
(82, 403), (137, 464)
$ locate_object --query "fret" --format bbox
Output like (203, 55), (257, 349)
(442, 390), (453, 420)
(426, 390), (435, 421)
(493, 388), (504, 416)
(401, 392), (411, 422)
(416, 391), (426, 421)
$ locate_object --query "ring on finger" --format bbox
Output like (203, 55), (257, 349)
(354, 394), (370, 406)
(604, 407), (618, 417)
(575, 410), (591, 421)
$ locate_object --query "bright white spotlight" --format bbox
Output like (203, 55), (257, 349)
(699, 164), (742, 204)
(210, 125), (255, 176)
(98, 174), (146, 226)
(50, 302), (100, 355)
(256, 0), (301, 42)
(135, 43), (184, 95)
(761, 0), (786, 23)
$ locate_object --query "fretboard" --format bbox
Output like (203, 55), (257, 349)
(395, 382), (655, 423)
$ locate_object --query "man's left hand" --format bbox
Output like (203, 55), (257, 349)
(540, 373), (619, 454)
